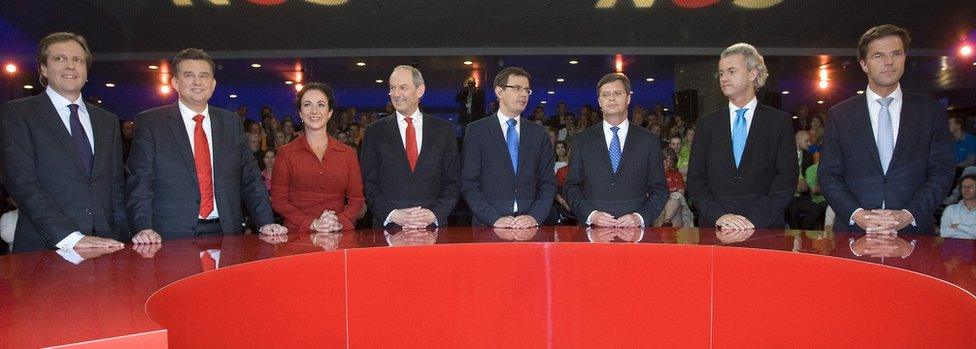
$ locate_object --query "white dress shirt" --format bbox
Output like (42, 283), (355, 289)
(47, 87), (93, 251)
(865, 84), (903, 147)
(498, 111), (521, 212)
(728, 97), (759, 138)
(940, 200), (976, 239)
(586, 119), (644, 226)
(396, 109), (424, 153)
(178, 101), (220, 220)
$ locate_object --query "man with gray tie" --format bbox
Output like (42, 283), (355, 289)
(0, 32), (127, 253)
(818, 25), (954, 234)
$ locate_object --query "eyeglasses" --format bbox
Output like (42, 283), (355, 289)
(962, 184), (976, 190)
(599, 90), (629, 99)
(869, 50), (904, 61)
(501, 85), (532, 95)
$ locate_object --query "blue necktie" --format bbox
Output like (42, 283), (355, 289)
(609, 126), (621, 173)
(732, 107), (748, 168)
(68, 104), (93, 177)
(877, 97), (895, 173)
(506, 118), (519, 174)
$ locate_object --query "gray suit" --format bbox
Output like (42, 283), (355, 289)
(126, 103), (273, 238)
(0, 93), (128, 252)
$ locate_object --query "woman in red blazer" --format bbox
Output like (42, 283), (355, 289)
(271, 83), (365, 233)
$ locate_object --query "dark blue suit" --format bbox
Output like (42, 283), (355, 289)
(461, 114), (556, 226)
(126, 104), (274, 238)
(563, 122), (668, 223)
(0, 93), (128, 252)
(818, 93), (954, 234)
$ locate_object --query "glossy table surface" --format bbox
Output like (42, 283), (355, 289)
(2, 227), (975, 348)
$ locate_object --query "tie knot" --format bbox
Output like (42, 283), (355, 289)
(877, 97), (894, 107)
(610, 126), (620, 133)
(68, 104), (79, 117)
(507, 118), (517, 126)
(193, 114), (205, 123)
(404, 116), (413, 123)
(735, 108), (748, 117)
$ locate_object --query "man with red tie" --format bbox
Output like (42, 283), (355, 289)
(360, 65), (460, 229)
(126, 48), (287, 242)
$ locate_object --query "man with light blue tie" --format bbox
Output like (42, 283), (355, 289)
(819, 25), (954, 235)
(687, 43), (797, 229)
(461, 67), (556, 228)
(563, 73), (668, 227)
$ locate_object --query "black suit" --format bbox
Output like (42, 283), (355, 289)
(687, 103), (798, 228)
(126, 103), (273, 238)
(818, 93), (954, 233)
(461, 114), (557, 226)
(360, 113), (460, 227)
(563, 122), (668, 223)
(0, 93), (127, 252)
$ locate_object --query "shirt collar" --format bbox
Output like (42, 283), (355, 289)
(45, 86), (87, 114)
(866, 84), (902, 104)
(497, 110), (520, 125)
(602, 118), (629, 133)
(178, 100), (210, 121)
(728, 96), (759, 113)
(396, 109), (422, 123)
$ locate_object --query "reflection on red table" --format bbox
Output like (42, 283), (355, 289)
(2, 227), (975, 348)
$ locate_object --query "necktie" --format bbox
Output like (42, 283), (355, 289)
(200, 251), (216, 272)
(68, 104), (93, 177)
(609, 126), (622, 173)
(877, 97), (895, 173)
(732, 108), (748, 168)
(506, 118), (519, 174)
(192, 114), (215, 218)
(405, 116), (418, 171)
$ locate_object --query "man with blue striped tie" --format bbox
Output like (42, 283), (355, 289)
(818, 25), (954, 235)
(461, 67), (556, 228)
(564, 73), (668, 228)
(687, 43), (798, 230)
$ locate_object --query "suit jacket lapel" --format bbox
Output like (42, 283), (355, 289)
(384, 115), (411, 174)
(716, 106), (736, 169)
(739, 105), (768, 171)
(594, 125), (614, 176)
(165, 104), (198, 176)
(88, 106), (111, 179)
(209, 108), (224, 182)
(488, 114), (517, 176)
(414, 113), (435, 174)
(852, 96), (884, 173)
(891, 95), (919, 168)
(33, 96), (87, 176)
(615, 125), (639, 177)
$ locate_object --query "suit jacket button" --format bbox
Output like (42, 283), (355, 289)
(884, 179), (889, 183)
(734, 176), (741, 180)
(610, 182), (615, 186)
(86, 209), (92, 215)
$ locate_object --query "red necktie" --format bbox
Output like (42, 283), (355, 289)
(404, 116), (418, 171)
(200, 251), (216, 272)
(192, 114), (215, 218)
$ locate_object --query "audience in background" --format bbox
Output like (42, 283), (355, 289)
(941, 174), (976, 239)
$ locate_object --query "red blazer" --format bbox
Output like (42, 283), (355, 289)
(271, 135), (365, 232)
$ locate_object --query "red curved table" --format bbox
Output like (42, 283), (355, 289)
(2, 227), (975, 348)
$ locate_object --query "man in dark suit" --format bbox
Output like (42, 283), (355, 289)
(687, 43), (797, 229)
(461, 67), (556, 228)
(360, 65), (460, 229)
(563, 73), (668, 227)
(0, 32), (127, 253)
(126, 48), (287, 243)
(819, 25), (954, 235)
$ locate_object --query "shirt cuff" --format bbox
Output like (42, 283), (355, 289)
(849, 208), (863, 226)
(634, 213), (645, 227)
(383, 210), (395, 226)
(55, 231), (85, 250)
(56, 248), (85, 265)
(585, 211), (595, 225)
(902, 209), (917, 226)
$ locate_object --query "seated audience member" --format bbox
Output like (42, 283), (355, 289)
(677, 126), (694, 176)
(271, 83), (365, 233)
(554, 141), (569, 172)
(949, 115), (976, 168)
(941, 174), (976, 239)
(801, 153), (828, 229)
(260, 149), (275, 191)
(655, 148), (694, 227)
(786, 130), (820, 229)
